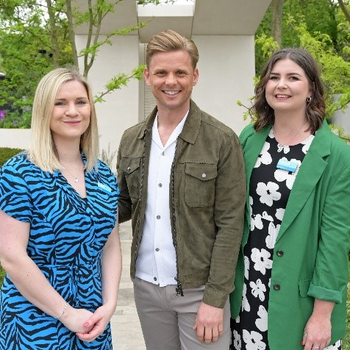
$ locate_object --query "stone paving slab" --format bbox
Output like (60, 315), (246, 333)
(111, 222), (146, 349)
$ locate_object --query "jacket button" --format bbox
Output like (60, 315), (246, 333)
(127, 166), (131, 173)
(273, 284), (281, 291)
(276, 250), (284, 257)
(201, 173), (207, 178)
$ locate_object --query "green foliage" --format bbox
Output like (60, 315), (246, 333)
(0, 267), (5, 289)
(0, 0), (149, 128)
(0, 0), (72, 129)
(0, 147), (24, 167)
(252, 15), (350, 143)
(95, 64), (146, 103)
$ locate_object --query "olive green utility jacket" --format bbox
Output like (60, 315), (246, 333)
(116, 100), (246, 308)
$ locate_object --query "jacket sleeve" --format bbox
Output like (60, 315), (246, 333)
(308, 162), (350, 303)
(202, 132), (246, 308)
(116, 134), (132, 224)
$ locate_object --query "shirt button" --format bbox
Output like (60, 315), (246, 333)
(158, 183), (162, 187)
(273, 284), (281, 291)
(276, 250), (284, 257)
(201, 173), (207, 178)
(155, 248), (160, 252)
(161, 152), (165, 156)
(153, 277), (157, 281)
(156, 215), (161, 220)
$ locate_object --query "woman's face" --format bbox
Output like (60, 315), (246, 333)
(50, 80), (91, 144)
(265, 58), (312, 117)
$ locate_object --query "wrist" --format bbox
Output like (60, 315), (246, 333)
(57, 302), (73, 323)
(57, 302), (68, 321)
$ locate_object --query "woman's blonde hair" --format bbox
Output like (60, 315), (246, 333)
(29, 67), (99, 172)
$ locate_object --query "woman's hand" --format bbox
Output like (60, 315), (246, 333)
(59, 306), (94, 334)
(302, 299), (334, 350)
(75, 303), (116, 342)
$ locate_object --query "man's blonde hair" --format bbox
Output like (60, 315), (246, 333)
(145, 29), (199, 69)
(29, 67), (99, 172)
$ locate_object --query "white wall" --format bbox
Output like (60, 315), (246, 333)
(192, 35), (254, 135)
(0, 34), (255, 163)
(76, 34), (140, 169)
(0, 129), (31, 150)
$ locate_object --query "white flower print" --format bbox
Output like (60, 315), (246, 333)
(256, 182), (281, 207)
(301, 135), (314, 154)
(249, 279), (266, 301)
(265, 222), (280, 249)
(255, 305), (268, 332)
(232, 329), (242, 349)
(242, 329), (266, 350)
(244, 256), (250, 280)
(242, 283), (251, 312)
(275, 208), (285, 222)
(254, 142), (272, 168)
(325, 340), (342, 349)
(277, 143), (290, 154)
(251, 248), (273, 275)
(261, 211), (273, 222)
(251, 213), (263, 230)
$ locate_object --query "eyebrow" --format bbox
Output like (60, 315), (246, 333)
(270, 72), (303, 76)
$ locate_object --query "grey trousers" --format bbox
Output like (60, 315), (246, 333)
(133, 278), (230, 350)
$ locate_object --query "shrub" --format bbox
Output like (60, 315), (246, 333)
(0, 147), (25, 167)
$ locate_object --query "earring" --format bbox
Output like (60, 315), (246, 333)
(306, 96), (312, 104)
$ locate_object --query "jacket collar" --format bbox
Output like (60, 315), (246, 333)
(276, 120), (331, 240)
(243, 120), (332, 243)
(136, 100), (201, 144)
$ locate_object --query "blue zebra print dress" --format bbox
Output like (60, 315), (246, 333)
(0, 152), (119, 349)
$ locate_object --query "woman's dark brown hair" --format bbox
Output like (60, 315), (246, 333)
(252, 48), (325, 132)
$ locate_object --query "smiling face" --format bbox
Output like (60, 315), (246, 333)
(144, 50), (199, 116)
(50, 80), (91, 144)
(265, 58), (312, 117)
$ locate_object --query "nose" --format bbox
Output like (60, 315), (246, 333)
(165, 73), (176, 85)
(66, 103), (78, 117)
(277, 78), (287, 89)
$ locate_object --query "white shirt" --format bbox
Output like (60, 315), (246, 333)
(135, 113), (188, 286)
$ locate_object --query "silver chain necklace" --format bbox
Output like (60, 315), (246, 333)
(63, 167), (80, 183)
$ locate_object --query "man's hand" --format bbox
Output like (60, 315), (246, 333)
(193, 302), (224, 343)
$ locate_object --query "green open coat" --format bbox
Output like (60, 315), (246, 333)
(230, 121), (350, 349)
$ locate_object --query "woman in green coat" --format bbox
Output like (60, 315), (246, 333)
(230, 48), (350, 350)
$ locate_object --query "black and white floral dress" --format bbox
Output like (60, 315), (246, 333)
(231, 130), (342, 350)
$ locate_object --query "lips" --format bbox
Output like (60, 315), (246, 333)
(275, 94), (290, 98)
(163, 90), (180, 95)
(64, 121), (81, 124)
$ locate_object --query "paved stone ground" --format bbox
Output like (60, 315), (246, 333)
(111, 222), (146, 350)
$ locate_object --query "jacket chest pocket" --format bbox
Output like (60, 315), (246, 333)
(184, 163), (217, 207)
(119, 157), (142, 200)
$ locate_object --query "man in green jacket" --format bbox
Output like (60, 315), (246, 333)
(116, 29), (245, 349)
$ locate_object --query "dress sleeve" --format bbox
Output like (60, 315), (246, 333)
(0, 160), (32, 223)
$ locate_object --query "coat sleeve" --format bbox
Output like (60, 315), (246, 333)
(116, 134), (132, 224)
(308, 156), (350, 303)
(202, 132), (246, 307)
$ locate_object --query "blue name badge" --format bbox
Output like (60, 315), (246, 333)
(276, 159), (298, 173)
(98, 181), (112, 193)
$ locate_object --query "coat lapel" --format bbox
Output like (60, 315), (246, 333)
(276, 122), (331, 242)
(241, 126), (270, 246)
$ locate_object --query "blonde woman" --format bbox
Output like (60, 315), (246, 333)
(0, 68), (121, 349)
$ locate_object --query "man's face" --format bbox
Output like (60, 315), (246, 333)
(144, 50), (199, 115)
